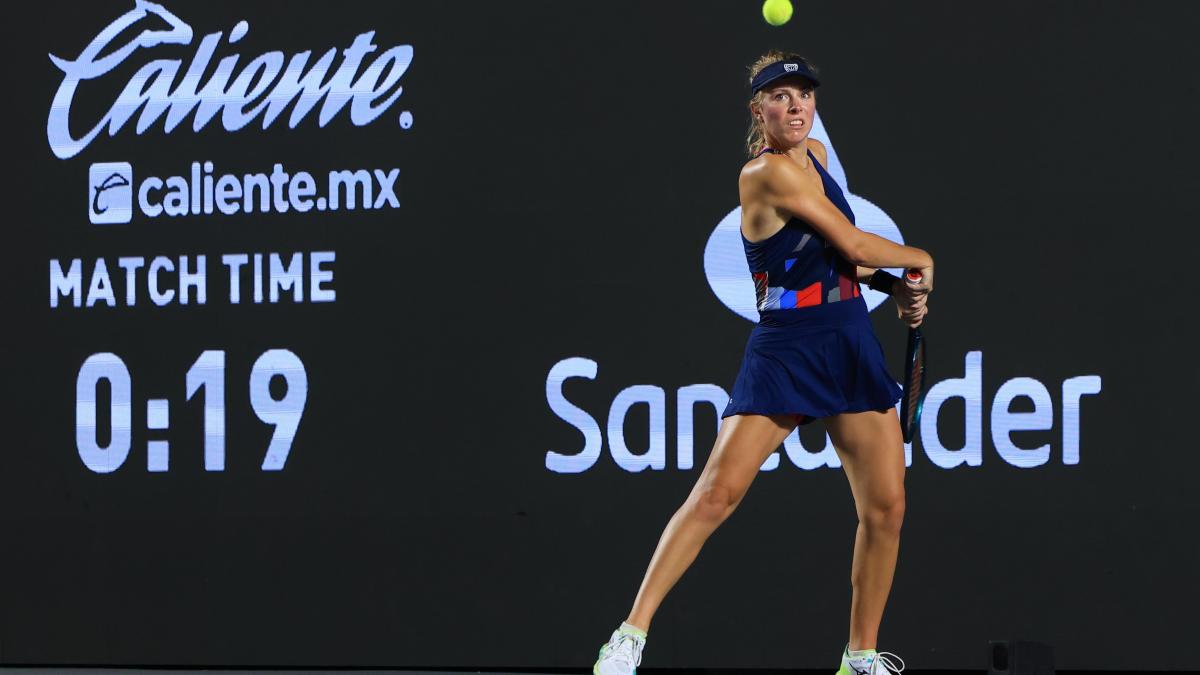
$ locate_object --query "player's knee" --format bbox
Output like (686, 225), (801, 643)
(688, 482), (741, 524)
(862, 490), (905, 535)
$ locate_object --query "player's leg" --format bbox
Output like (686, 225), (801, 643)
(593, 413), (795, 675)
(825, 408), (906, 662)
(625, 412), (797, 631)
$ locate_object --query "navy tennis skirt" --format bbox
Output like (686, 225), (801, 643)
(721, 295), (902, 424)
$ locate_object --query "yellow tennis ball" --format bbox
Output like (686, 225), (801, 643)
(762, 0), (793, 26)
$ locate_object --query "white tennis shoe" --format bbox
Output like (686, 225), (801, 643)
(593, 628), (645, 675)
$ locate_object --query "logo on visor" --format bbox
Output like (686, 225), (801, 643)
(702, 114), (905, 322)
(784, 63), (799, 72)
(88, 162), (133, 224)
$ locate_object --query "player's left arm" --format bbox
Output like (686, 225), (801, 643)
(856, 265), (883, 285)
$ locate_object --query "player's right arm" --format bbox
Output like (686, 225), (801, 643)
(740, 156), (933, 290)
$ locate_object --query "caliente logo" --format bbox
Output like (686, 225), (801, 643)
(702, 113), (903, 320)
(47, 0), (414, 160)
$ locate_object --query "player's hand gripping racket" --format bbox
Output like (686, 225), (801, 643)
(899, 271), (928, 444)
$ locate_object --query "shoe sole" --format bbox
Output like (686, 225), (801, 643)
(593, 662), (635, 675)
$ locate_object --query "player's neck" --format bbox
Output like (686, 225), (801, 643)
(765, 138), (810, 167)
(785, 141), (810, 167)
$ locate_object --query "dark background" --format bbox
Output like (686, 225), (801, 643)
(2, 0), (1198, 670)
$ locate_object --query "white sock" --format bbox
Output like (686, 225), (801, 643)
(619, 621), (647, 640)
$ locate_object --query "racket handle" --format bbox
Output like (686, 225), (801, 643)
(905, 270), (923, 284)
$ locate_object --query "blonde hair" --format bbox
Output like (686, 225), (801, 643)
(745, 51), (819, 157)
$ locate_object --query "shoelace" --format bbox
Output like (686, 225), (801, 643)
(870, 651), (905, 675)
(606, 632), (644, 668)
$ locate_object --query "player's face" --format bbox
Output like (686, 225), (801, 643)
(758, 77), (816, 148)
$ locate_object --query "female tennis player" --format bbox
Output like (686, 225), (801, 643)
(592, 52), (932, 675)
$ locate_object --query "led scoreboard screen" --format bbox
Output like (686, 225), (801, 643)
(3, 0), (1198, 671)
(41, 2), (404, 478)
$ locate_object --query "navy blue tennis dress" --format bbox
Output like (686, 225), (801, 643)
(721, 148), (902, 425)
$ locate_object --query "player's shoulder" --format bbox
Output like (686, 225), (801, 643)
(740, 151), (804, 189)
(739, 152), (820, 207)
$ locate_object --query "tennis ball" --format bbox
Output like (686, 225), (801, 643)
(762, 0), (793, 26)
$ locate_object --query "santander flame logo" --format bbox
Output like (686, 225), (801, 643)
(47, 0), (414, 160)
(703, 113), (904, 321)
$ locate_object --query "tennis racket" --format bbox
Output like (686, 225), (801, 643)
(899, 271), (927, 444)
